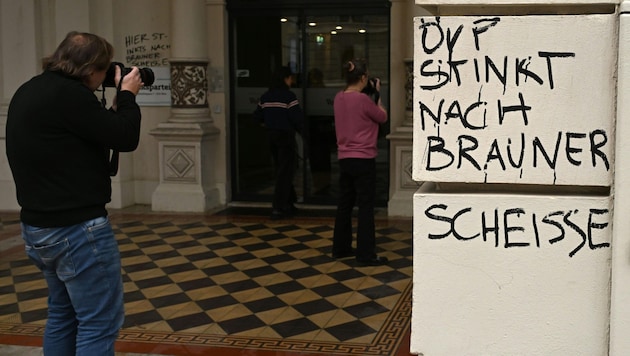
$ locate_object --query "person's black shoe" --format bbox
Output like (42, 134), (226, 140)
(332, 248), (355, 259)
(270, 210), (285, 220)
(286, 205), (298, 217)
(271, 205), (297, 220)
(356, 255), (388, 266)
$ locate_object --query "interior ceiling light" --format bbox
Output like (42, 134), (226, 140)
(331, 30), (337, 35)
(309, 22), (317, 27)
(336, 25), (343, 30)
(280, 18), (288, 23)
(359, 29), (367, 33)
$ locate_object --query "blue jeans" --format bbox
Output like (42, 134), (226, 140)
(21, 216), (124, 356)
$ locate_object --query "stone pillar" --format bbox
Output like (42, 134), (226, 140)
(387, 0), (422, 217)
(150, 0), (220, 212)
(387, 59), (420, 216)
(610, 1), (630, 354)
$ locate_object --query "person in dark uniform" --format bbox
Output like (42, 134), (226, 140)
(253, 66), (304, 220)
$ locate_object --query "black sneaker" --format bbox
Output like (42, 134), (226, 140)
(356, 256), (388, 266)
(332, 248), (355, 259)
(270, 210), (285, 220)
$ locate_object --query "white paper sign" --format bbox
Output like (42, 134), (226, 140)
(136, 66), (171, 106)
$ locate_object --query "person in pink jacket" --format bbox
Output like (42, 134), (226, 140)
(332, 58), (388, 266)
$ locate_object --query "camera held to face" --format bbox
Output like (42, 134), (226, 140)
(102, 62), (155, 88)
(361, 77), (380, 104)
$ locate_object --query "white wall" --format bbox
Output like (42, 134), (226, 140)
(413, 193), (612, 355)
(0, 0), (173, 210)
(418, 0), (617, 3)
(411, 13), (618, 355)
(109, 0), (171, 206)
(412, 15), (616, 186)
(610, 3), (630, 354)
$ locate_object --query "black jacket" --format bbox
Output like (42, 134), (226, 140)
(253, 87), (304, 133)
(5, 70), (141, 227)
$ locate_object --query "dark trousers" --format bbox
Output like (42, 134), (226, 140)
(268, 129), (297, 211)
(332, 158), (376, 261)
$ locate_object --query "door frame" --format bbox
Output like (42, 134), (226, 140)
(227, 1), (392, 206)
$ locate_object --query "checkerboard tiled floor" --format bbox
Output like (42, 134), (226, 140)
(0, 207), (412, 355)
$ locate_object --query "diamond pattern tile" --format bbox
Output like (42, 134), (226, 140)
(0, 209), (412, 355)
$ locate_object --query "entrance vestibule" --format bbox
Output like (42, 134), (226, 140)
(228, 0), (391, 207)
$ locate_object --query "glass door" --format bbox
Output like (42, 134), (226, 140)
(231, 14), (303, 202)
(303, 13), (390, 204)
(230, 8), (390, 206)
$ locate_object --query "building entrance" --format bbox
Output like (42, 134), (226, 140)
(228, 1), (390, 206)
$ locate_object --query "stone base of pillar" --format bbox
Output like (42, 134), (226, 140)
(0, 181), (18, 210)
(152, 183), (219, 212)
(388, 190), (416, 217)
(150, 121), (221, 212)
(110, 177), (136, 209)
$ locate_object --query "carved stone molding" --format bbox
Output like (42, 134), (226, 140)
(171, 62), (209, 108)
(163, 145), (197, 183)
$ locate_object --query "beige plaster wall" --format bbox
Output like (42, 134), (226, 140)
(110, 0), (171, 205)
(206, 0), (230, 204)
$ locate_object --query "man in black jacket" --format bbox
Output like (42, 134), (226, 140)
(253, 66), (304, 220)
(5, 31), (143, 356)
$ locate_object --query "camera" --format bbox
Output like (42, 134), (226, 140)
(361, 77), (380, 104)
(102, 62), (155, 88)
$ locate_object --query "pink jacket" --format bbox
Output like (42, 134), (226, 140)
(333, 91), (388, 159)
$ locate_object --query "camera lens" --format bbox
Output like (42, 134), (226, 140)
(139, 68), (155, 86)
(102, 62), (155, 88)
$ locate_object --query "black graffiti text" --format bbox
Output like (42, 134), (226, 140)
(418, 17), (575, 91)
(418, 92), (531, 131)
(423, 204), (610, 257)
(424, 130), (610, 174)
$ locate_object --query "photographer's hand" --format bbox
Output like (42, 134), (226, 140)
(117, 66), (144, 95)
(374, 78), (386, 112)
